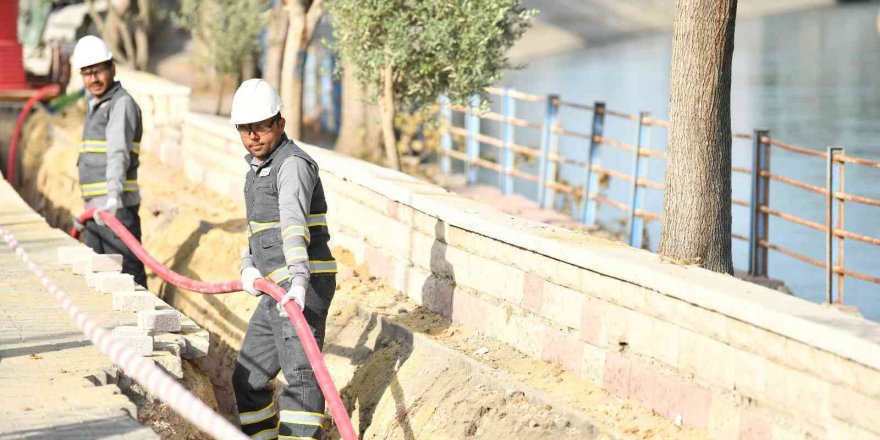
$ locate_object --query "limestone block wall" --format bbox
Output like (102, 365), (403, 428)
(128, 71), (880, 440)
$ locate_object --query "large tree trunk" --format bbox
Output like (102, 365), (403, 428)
(264, 2), (289, 90)
(134, 0), (150, 70)
(658, 0), (737, 274)
(334, 64), (381, 161)
(279, 0), (324, 140)
(380, 66), (401, 170)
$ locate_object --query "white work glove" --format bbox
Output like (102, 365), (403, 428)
(93, 197), (120, 227)
(240, 267), (263, 296)
(71, 216), (85, 232)
(277, 284), (306, 317)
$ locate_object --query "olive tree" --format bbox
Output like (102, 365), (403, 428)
(326, 0), (535, 170)
(176, 0), (267, 114)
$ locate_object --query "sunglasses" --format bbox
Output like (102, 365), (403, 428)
(236, 115), (280, 135)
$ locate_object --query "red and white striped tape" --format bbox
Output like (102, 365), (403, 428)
(0, 226), (249, 440)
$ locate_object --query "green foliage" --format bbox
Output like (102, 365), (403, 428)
(326, 0), (536, 109)
(175, 0), (268, 78)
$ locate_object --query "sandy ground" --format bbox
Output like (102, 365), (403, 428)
(8, 107), (709, 439)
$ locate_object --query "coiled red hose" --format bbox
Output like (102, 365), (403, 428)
(6, 84), (60, 184)
(73, 208), (357, 440)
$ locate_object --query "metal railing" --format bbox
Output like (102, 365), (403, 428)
(438, 88), (880, 307)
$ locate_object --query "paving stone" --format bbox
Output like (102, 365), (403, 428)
(94, 273), (135, 294)
(57, 246), (93, 265)
(149, 351), (183, 380)
(110, 327), (153, 356)
(86, 254), (123, 273)
(137, 309), (181, 334)
(112, 291), (157, 312)
(71, 255), (92, 275)
(180, 329), (210, 359)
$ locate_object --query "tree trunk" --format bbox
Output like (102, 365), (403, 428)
(334, 64), (381, 161)
(134, 0), (150, 70)
(264, 2), (289, 90)
(279, 0), (324, 140)
(380, 66), (401, 170)
(109, 0), (135, 66)
(658, 0), (737, 274)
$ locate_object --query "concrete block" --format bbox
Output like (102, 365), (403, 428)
(112, 291), (157, 312)
(738, 410), (772, 440)
(181, 329), (210, 359)
(111, 326), (153, 356)
(456, 252), (524, 305)
(541, 327), (583, 375)
(732, 349), (767, 400)
(149, 351), (183, 380)
(85, 271), (97, 288)
(57, 246), (93, 265)
(451, 289), (488, 334)
(154, 333), (184, 357)
(521, 273), (544, 314)
(138, 309), (181, 334)
(580, 298), (605, 345)
(542, 282), (583, 330)
(707, 396), (741, 440)
(94, 273), (135, 293)
(86, 254), (123, 273)
(579, 342), (606, 385)
(72, 255), (91, 275)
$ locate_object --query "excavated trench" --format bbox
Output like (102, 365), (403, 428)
(2, 106), (706, 439)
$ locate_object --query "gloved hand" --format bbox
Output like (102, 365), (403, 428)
(240, 267), (263, 296)
(71, 216), (85, 232)
(93, 197), (120, 227)
(277, 284), (306, 317)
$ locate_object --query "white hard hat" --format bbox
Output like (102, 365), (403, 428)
(72, 35), (113, 70)
(230, 79), (283, 124)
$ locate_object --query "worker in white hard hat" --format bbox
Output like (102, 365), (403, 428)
(70, 35), (147, 287)
(230, 78), (337, 439)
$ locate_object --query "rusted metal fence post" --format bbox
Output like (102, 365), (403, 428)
(439, 95), (452, 175)
(538, 94), (560, 208)
(465, 94), (480, 184)
(627, 112), (651, 248)
(581, 102), (605, 226)
(826, 146), (845, 304)
(749, 130), (771, 277)
(500, 87), (516, 194)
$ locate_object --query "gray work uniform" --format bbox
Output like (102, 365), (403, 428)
(233, 135), (337, 440)
(79, 80), (147, 287)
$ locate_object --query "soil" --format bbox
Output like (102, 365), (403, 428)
(8, 108), (709, 439)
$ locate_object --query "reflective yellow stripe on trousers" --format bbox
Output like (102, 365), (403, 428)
(239, 402), (276, 426)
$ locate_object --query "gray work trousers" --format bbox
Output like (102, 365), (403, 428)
(84, 204), (147, 288)
(232, 275), (335, 440)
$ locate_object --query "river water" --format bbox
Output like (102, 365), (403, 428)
(487, 3), (880, 319)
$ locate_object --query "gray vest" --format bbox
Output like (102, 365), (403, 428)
(245, 138), (335, 280)
(78, 81), (142, 205)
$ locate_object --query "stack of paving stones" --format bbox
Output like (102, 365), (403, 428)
(58, 246), (210, 380)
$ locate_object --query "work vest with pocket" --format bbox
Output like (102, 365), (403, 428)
(77, 81), (142, 205)
(245, 139), (336, 285)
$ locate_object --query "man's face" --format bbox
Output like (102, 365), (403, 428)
(80, 62), (115, 98)
(237, 115), (286, 160)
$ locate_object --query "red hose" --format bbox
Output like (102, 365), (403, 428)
(7, 84), (61, 184)
(73, 208), (357, 440)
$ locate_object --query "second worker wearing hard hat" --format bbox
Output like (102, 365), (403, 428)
(230, 79), (337, 439)
(71, 35), (147, 287)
